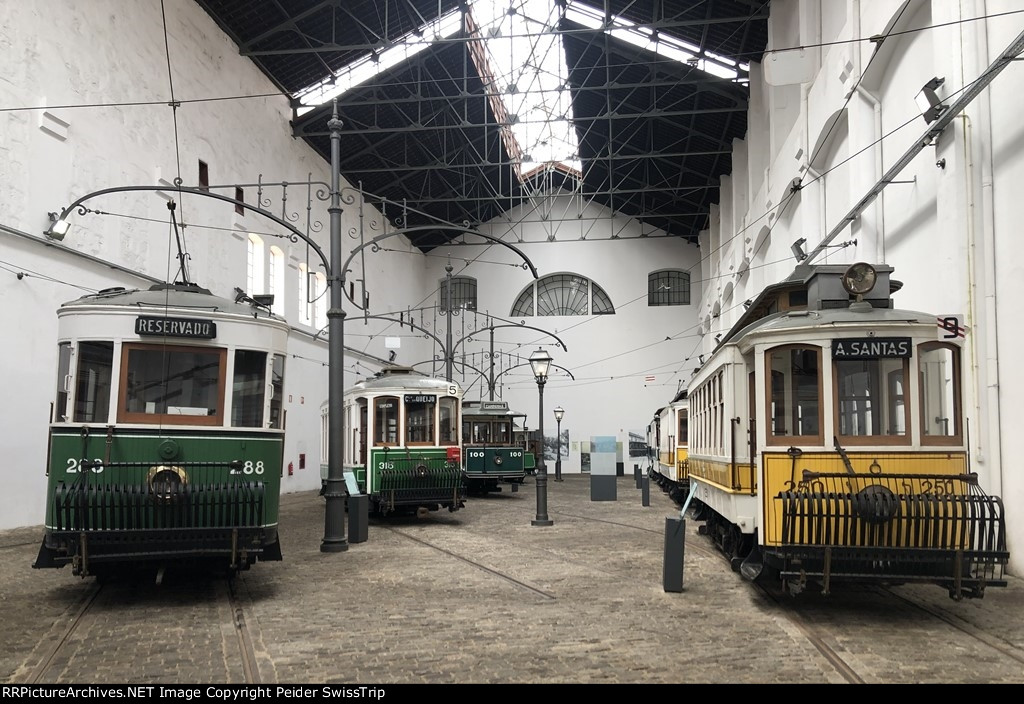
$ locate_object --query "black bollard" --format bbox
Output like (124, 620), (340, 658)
(663, 517), (685, 592)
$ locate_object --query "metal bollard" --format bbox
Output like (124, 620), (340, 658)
(634, 463), (641, 489)
(641, 473), (650, 506)
(663, 517), (685, 592)
(348, 494), (369, 544)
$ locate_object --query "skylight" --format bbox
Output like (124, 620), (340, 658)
(294, 1), (749, 181)
(470, 0), (580, 175)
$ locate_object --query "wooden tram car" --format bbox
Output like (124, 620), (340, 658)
(650, 392), (689, 504)
(321, 366), (466, 516)
(684, 263), (1008, 600)
(461, 400), (529, 494)
(34, 283), (289, 577)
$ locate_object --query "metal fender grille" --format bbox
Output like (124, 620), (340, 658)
(378, 457), (466, 506)
(772, 472), (1008, 587)
(52, 481), (266, 531)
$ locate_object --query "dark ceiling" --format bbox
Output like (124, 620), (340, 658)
(194, 0), (769, 251)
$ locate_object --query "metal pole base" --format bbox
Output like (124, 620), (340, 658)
(531, 518), (554, 527)
(320, 539), (350, 553)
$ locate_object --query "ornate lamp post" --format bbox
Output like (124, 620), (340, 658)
(529, 348), (554, 526)
(553, 406), (564, 482)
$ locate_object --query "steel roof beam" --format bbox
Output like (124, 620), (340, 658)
(241, 13), (768, 56)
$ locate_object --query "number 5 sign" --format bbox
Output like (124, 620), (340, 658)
(937, 314), (966, 339)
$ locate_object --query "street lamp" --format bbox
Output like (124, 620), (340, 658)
(529, 347), (554, 526)
(553, 406), (564, 482)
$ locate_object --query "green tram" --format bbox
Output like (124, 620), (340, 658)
(461, 401), (530, 494)
(33, 283), (289, 578)
(321, 366), (466, 516)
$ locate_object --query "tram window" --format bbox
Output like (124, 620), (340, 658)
(270, 354), (285, 429)
(834, 358), (908, 442)
(358, 399), (368, 464)
(373, 397), (399, 445)
(678, 416), (688, 444)
(439, 396), (458, 445)
(405, 396), (435, 444)
(472, 422), (492, 444)
(73, 341), (113, 423)
(767, 346), (822, 444)
(232, 349), (267, 427)
(119, 344), (225, 425)
(55, 342), (71, 421)
(494, 420), (511, 444)
(919, 343), (961, 443)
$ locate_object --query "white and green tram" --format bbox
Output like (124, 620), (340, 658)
(34, 282), (289, 578)
(321, 366), (466, 516)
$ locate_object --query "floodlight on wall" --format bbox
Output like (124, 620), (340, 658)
(45, 212), (71, 241)
(791, 237), (808, 262)
(915, 77), (946, 124)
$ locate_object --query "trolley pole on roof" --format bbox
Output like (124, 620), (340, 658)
(322, 100), (349, 553)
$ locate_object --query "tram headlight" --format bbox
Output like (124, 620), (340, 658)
(841, 262), (877, 296)
(148, 465), (188, 500)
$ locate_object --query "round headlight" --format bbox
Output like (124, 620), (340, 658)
(148, 465), (187, 500)
(494, 455), (503, 466)
(841, 262), (877, 296)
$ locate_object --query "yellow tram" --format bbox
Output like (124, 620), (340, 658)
(685, 263), (1008, 600)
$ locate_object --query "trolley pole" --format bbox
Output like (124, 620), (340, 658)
(322, 100), (349, 553)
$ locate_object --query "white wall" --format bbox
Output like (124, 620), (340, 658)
(427, 198), (703, 473)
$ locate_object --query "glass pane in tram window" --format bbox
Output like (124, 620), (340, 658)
(495, 421), (511, 444)
(269, 354), (285, 429)
(55, 342), (71, 421)
(836, 358), (907, 437)
(438, 397), (458, 445)
(836, 361), (873, 435)
(124, 347), (221, 417)
(374, 397), (398, 444)
(768, 347), (820, 438)
(793, 349), (819, 435)
(73, 341), (113, 423)
(232, 350), (267, 427)
(473, 422), (492, 444)
(920, 345), (959, 438)
(405, 396), (436, 443)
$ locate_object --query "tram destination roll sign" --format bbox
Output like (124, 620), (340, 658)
(832, 337), (911, 359)
(135, 316), (217, 339)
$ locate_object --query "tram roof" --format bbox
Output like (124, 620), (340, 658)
(58, 283), (287, 324)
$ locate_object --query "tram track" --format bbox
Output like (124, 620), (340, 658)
(385, 527), (557, 598)
(22, 582), (103, 683)
(672, 505), (1023, 683)
(876, 586), (1024, 666)
(224, 577), (263, 684)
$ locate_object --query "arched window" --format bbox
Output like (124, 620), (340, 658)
(439, 275), (477, 312)
(298, 263), (312, 326)
(268, 246), (285, 316)
(511, 274), (615, 316)
(246, 234), (264, 295)
(648, 269), (690, 306)
(313, 272), (327, 331)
